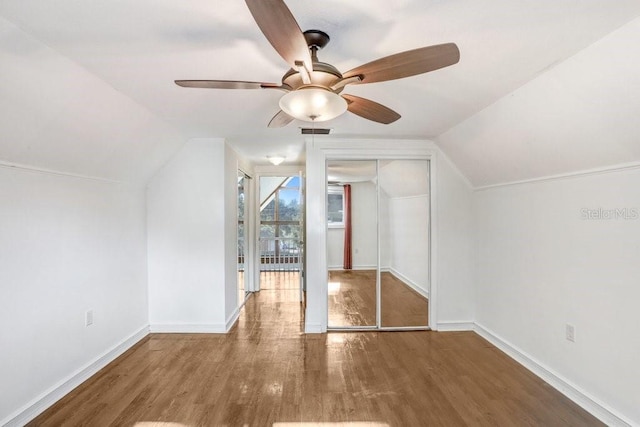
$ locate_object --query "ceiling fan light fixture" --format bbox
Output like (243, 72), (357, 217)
(267, 155), (285, 166)
(279, 87), (347, 122)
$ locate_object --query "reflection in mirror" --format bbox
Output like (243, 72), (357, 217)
(379, 160), (430, 327)
(238, 171), (246, 306)
(327, 160), (378, 327)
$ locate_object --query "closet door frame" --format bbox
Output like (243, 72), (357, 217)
(323, 153), (434, 332)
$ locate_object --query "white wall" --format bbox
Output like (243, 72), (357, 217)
(434, 153), (475, 326)
(327, 181), (378, 270)
(146, 138), (228, 332)
(474, 167), (640, 425)
(379, 189), (391, 269)
(0, 166), (148, 425)
(351, 181), (378, 269)
(386, 196), (430, 295)
(327, 227), (344, 269)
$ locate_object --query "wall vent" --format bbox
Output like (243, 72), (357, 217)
(301, 128), (331, 135)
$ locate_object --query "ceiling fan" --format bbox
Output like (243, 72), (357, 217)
(175, 0), (460, 127)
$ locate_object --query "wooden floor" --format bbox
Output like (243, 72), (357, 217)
(328, 270), (429, 328)
(29, 276), (603, 426)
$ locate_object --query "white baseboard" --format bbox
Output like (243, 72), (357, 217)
(436, 321), (475, 331)
(149, 323), (227, 333)
(2, 325), (149, 427)
(225, 308), (241, 332)
(352, 265), (377, 271)
(474, 323), (633, 427)
(305, 323), (324, 333)
(385, 268), (429, 299)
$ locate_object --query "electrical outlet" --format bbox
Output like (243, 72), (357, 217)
(566, 324), (575, 342)
(85, 310), (94, 327)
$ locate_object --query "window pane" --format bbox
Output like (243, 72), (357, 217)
(279, 189), (301, 221)
(279, 224), (300, 239)
(328, 193), (344, 224)
(285, 176), (300, 188)
(261, 198), (275, 221)
(260, 224), (275, 238)
(238, 193), (245, 221)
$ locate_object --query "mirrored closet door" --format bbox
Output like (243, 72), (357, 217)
(327, 159), (430, 330)
(379, 160), (430, 327)
(327, 160), (378, 328)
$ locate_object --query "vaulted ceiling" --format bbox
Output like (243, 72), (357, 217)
(1, 1), (639, 186)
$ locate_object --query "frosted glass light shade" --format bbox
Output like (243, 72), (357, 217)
(267, 155), (285, 165)
(279, 87), (347, 122)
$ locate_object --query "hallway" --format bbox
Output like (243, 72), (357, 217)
(29, 284), (602, 426)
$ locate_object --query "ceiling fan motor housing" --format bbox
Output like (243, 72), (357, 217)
(281, 30), (344, 92)
(282, 62), (343, 92)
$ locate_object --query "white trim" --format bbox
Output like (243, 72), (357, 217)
(0, 160), (126, 184)
(474, 161), (640, 192)
(435, 321), (475, 331)
(225, 307), (241, 332)
(305, 323), (324, 333)
(384, 267), (429, 299)
(149, 323), (227, 333)
(2, 326), (149, 427)
(474, 323), (633, 427)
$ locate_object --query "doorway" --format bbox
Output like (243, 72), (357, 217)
(326, 159), (430, 331)
(257, 174), (305, 302)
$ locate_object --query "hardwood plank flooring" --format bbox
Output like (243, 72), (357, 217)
(328, 270), (429, 328)
(328, 270), (376, 327)
(380, 272), (428, 327)
(29, 278), (603, 426)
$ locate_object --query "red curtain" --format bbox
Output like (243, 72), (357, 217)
(343, 184), (352, 270)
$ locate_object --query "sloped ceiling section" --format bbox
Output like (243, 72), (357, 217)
(0, 17), (184, 184)
(2, 1), (640, 170)
(437, 17), (640, 188)
(1, 2), (640, 183)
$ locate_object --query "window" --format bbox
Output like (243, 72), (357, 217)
(327, 186), (345, 227)
(260, 176), (302, 240)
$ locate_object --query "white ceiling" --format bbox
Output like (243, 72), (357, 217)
(1, 1), (639, 185)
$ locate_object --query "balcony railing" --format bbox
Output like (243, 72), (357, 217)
(259, 237), (301, 272)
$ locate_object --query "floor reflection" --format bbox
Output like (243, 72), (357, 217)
(327, 270), (428, 328)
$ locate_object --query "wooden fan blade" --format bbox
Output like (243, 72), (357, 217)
(175, 80), (281, 89)
(343, 43), (460, 84)
(245, 0), (312, 71)
(268, 110), (294, 128)
(343, 94), (401, 124)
